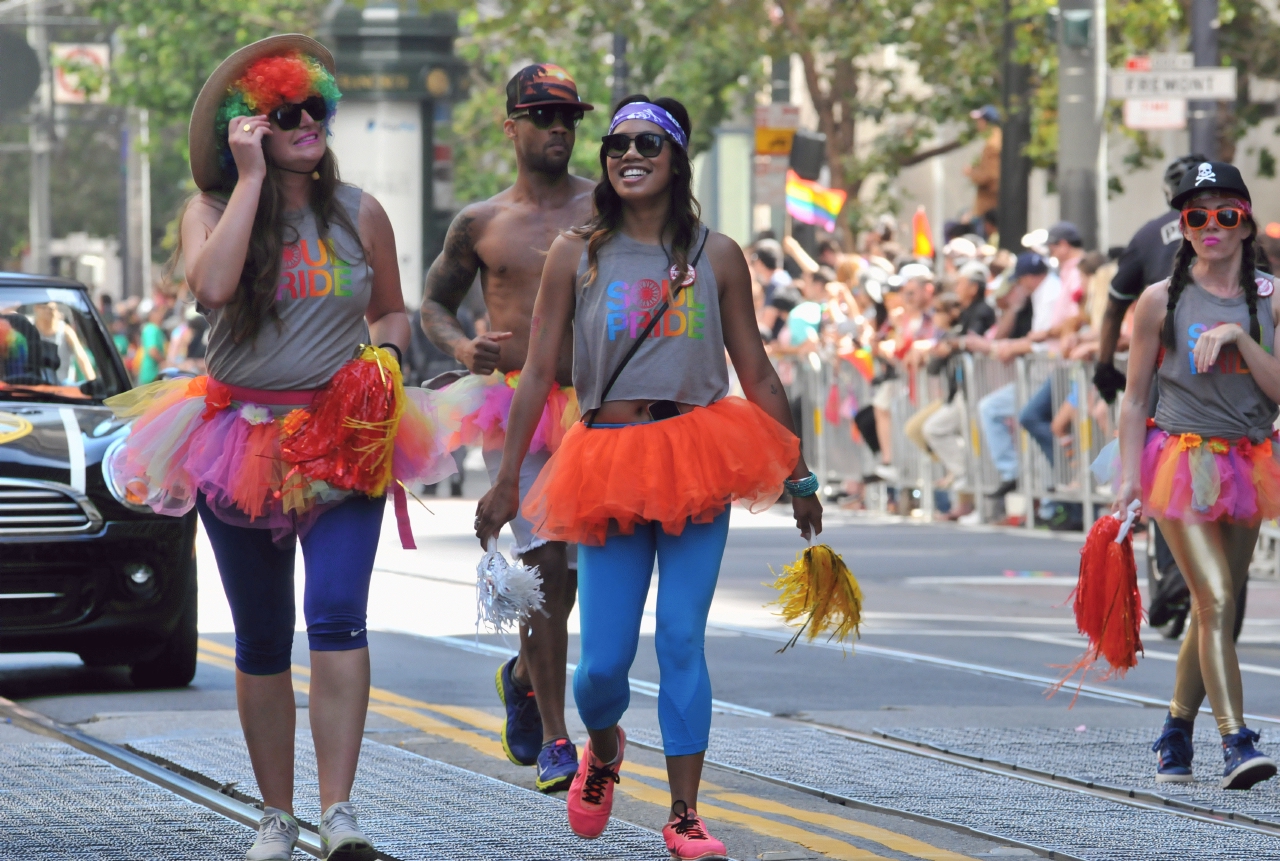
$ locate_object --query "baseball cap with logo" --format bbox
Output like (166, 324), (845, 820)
(1170, 160), (1251, 209)
(505, 64), (594, 115)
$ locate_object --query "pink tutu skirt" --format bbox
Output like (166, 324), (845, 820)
(1140, 427), (1280, 523)
(431, 371), (579, 454)
(106, 347), (457, 544)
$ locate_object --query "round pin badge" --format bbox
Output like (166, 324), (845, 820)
(1258, 277), (1274, 298)
(669, 264), (696, 287)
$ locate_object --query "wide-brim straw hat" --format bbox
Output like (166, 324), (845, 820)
(188, 34), (335, 192)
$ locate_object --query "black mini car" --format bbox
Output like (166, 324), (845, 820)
(0, 274), (197, 687)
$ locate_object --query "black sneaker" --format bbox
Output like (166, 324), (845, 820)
(986, 478), (1017, 499)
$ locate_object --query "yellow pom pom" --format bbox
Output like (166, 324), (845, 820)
(769, 544), (863, 653)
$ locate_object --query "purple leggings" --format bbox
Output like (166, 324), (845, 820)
(197, 493), (385, 675)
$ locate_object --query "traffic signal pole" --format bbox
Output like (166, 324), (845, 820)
(1188, 0), (1219, 159)
(1056, 0), (1102, 250)
(997, 0), (1031, 252)
(26, 0), (51, 275)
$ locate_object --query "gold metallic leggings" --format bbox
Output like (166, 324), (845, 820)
(1155, 518), (1256, 736)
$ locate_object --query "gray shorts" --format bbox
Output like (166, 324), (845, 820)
(483, 447), (577, 569)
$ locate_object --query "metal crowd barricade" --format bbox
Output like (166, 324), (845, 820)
(1015, 355), (1119, 528)
(959, 353), (1019, 520)
(885, 366), (948, 519)
(774, 349), (875, 500)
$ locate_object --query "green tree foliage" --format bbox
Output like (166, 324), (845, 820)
(450, 0), (764, 204)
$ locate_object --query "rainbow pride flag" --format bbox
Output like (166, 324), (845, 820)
(785, 170), (847, 232)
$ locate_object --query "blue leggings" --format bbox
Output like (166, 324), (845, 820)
(196, 493), (386, 675)
(574, 508), (730, 756)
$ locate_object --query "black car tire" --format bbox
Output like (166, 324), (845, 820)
(129, 562), (198, 689)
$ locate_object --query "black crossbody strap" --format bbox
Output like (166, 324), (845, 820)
(585, 228), (710, 427)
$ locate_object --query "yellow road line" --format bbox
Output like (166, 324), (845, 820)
(194, 646), (960, 861)
(198, 638), (503, 734)
(710, 793), (981, 861)
(622, 780), (894, 861)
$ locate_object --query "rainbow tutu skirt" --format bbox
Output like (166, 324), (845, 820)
(105, 346), (457, 544)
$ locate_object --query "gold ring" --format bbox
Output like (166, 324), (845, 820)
(242, 124), (251, 132)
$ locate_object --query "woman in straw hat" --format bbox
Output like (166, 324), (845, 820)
(105, 35), (452, 860)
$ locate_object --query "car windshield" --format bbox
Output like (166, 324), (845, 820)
(0, 285), (129, 402)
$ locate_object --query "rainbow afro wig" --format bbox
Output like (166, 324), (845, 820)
(214, 51), (342, 180)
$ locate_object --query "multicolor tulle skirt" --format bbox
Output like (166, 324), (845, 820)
(432, 370), (579, 453)
(105, 346), (457, 545)
(1093, 427), (1280, 524)
(522, 396), (800, 546)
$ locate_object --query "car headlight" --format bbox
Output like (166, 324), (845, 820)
(102, 436), (154, 513)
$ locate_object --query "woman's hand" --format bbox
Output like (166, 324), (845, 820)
(474, 479), (520, 548)
(227, 114), (271, 182)
(792, 494), (823, 541)
(1192, 323), (1242, 374)
(1114, 477), (1142, 517)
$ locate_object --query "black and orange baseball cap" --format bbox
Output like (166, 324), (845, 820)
(505, 64), (594, 115)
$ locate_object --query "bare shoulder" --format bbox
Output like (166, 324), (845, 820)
(184, 193), (227, 229)
(357, 189), (391, 227)
(547, 231), (586, 268)
(702, 230), (748, 280)
(1134, 278), (1169, 324)
(703, 230), (743, 263)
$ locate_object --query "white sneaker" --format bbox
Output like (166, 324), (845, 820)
(957, 510), (982, 525)
(246, 807), (299, 861)
(874, 464), (899, 482)
(320, 801), (375, 861)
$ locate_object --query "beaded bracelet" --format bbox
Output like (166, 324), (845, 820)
(784, 471), (819, 498)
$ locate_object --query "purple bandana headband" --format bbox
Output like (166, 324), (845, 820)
(608, 102), (687, 150)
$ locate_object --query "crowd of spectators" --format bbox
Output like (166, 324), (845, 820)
(744, 216), (1130, 526)
(96, 292), (209, 384)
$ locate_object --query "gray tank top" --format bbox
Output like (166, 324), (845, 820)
(573, 226), (730, 411)
(1154, 272), (1278, 440)
(204, 184), (372, 390)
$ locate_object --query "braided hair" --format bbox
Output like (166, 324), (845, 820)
(1160, 215), (1261, 350)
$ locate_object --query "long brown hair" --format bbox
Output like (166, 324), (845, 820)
(1161, 211), (1260, 350)
(167, 146), (363, 344)
(574, 94), (701, 291)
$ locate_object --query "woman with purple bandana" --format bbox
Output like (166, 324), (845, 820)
(476, 95), (822, 859)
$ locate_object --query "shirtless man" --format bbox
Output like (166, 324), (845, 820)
(420, 64), (595, 793)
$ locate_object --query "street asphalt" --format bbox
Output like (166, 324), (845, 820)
(5, 464), (1280, 859)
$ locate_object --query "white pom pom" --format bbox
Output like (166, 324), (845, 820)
(476, 538), (547, 633)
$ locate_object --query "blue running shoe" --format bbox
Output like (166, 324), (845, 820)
(535, 736), (579, 792)
(1222, 727), (1277, 790)
(496, 657), (542, 766)
(1151, 714), (1194, 784)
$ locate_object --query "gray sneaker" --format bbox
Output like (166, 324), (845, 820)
(319, 801), (375, 861)
(245, 807), (299, 861)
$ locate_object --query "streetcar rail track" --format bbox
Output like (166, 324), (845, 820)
(429, 629), (1280, 855)
(0, 694), (338, 860)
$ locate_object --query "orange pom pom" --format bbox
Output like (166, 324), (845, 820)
(1052, 511), (1145, 702)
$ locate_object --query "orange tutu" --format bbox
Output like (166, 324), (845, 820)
(522, 396), (799, 546)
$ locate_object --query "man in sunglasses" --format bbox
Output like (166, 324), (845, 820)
(420, 63), (595, 793)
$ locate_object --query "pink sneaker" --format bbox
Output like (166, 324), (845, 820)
(662, 801), (727, 860)
(566, 727), (625, 839)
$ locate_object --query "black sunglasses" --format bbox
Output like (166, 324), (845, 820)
(602, 132), (668, 159)
(510, 105), (584, 130)
(271, 95), (329, 131)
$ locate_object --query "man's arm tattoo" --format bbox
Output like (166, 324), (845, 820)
(420, 212), (480, 355)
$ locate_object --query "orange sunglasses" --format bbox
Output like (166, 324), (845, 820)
(1181, 206), (1247, 230)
